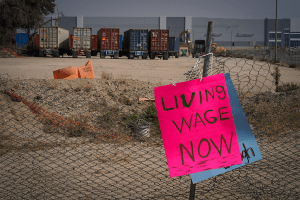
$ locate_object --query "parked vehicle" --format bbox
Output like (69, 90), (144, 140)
(168, 37), (179, 58)
(123, 29), (148, 59)
(38, 27), (69, 57)
(72, 27), (92, 58)
(148, 29), (169, 60)
(97, 28), (119, 59)
(192, 40), (205, 58)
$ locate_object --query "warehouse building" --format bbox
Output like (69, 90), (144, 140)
(43, 16), (300, 48)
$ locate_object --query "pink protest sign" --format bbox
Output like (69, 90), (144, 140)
(154, 73), (242, 178)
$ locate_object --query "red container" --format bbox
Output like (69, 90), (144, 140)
(91, 35), (97, 50)
(97, 28), (119, 50)
(149, 29), (169, 52)
(32, 34), (40, 48)
(69, 35), (73, 49)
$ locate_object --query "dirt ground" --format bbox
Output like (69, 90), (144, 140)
(0, 56), (300, 87)
(0, 55), (300, 199)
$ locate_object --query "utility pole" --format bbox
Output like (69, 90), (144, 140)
(275, 0), (278, 61)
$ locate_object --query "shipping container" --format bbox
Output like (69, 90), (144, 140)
(192, 40), (205, 58)
(97, 28), (119, 59)
(72, 27), (92, 58)
(32, 34), (40, 48)
(39, 27), (69, 57)
(148, 29), (169, 60)
(168, 37), (179, 58)
(123, 29), (148, 59)
(119, 35), (124, 57)
(16, 33), (29, 48)
(91, 35), (98, 56)
(119, 35), (124, 50)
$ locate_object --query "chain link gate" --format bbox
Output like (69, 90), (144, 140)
(0, 49), (300, 199)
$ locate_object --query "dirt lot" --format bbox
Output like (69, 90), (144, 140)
(1, 56), (300, 86)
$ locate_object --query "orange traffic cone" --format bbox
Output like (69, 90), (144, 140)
(78, 60), (95, 79)
(53, 66), (79, 80)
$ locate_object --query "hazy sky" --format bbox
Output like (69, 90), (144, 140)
(50, 0), (300, 19)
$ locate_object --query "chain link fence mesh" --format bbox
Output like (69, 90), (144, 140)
(0, 51), (299, 199)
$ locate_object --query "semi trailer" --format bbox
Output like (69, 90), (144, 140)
(148, 29), (169, 60)
(72, 27), (92, 58)
(123, 29), (148, 59)
(97, 28), (119, 59)
(38, 27), (69, 57)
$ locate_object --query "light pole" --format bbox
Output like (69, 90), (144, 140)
(226, 26), (233, 51)
(275, 0), (278, 61)
(231, 29), (233, 52)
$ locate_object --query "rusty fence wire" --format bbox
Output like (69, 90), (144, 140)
(0, 53), (299, 199)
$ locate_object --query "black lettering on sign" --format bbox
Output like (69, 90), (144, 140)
(218, 107), (230, 121)
(210, 132), (233, 156)
(195, 113), (206, 127)
(174, 95), (178, 109)
(180, 141), (195, 165)
(216, 85), (226, 99)
(205, 88), (214, 102)
(161, 96), (174, 111)
(198, 138), (211, 158)
(172, 114), (193, 134)
(204, 110), (217, 124)
(199, 91), (202, 105)
(180, 92), (195, 108)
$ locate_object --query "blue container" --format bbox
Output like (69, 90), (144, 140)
(169, 37), (179, 52)
(16, 33), (29, 48)
(119, 35), (124, 50)
(124, 29), (148, 52)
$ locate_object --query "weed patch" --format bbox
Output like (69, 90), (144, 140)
(278, 82), (300, 92)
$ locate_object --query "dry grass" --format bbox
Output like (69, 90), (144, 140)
(101, 70), (114, 80)
(240, 89), (300, 139)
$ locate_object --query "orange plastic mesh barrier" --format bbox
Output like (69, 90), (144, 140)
(53, 60), (94, 79)
(78, 60), (95, 79)
(1, 48), (21, 57)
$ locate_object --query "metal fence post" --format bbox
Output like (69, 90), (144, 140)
(189, 21), (214, 200)
(189, 180), (196, 200)
(203, 21), (214, 77)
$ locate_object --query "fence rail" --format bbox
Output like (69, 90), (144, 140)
(0, 53), (299, 199)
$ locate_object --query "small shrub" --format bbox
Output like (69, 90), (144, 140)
(84, 86), (92, 92)
(74, 88), (81, 93)
(275, 59), (280, 63)
(63, 88), (70, 93)
(278, 82), (300, 92)
(67, 119), (88, 137)
(102, 71), (114, 80)
(271, 66), (281, 92)
(289, 63), (296, 68)
(142, 104), (161, 135)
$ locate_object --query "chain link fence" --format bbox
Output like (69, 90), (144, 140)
(226, 47), (300, 67)
(0, 53), (299, 199)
